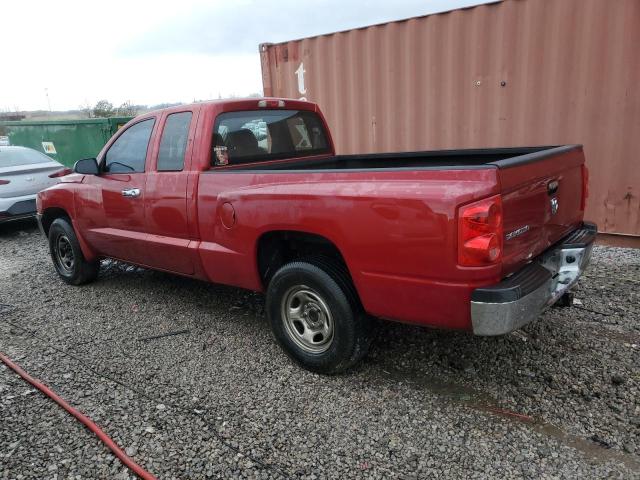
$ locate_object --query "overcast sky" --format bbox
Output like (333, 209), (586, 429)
(1, 0), (492, 112)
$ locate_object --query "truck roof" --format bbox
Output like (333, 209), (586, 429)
(144, 98), (319, 118)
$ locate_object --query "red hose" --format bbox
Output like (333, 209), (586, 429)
(0, 352), (157, 480)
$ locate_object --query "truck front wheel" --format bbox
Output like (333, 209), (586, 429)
(48, 218), (99, 285)
(266, 260), (374, 374)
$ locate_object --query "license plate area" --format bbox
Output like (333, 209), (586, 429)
(538, 243), (593, 305)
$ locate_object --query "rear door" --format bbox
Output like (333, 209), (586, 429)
(143, 110), (197, 274)
(499, 146), (586, 274)
(79, 118), (156, 264)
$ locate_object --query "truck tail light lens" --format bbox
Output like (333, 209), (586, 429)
(49, 168), (73, 178)
(581, 164), (589, 211)
(458, 195), (503, 267)
(0, 179), (9, 185)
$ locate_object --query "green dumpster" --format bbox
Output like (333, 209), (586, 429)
(0, 117), (133, 167)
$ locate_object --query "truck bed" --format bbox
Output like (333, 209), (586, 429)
(210, 143), (586, 282)
(232, 145), (578, 171)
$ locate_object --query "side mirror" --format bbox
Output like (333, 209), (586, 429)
(73, 158), (99, 175)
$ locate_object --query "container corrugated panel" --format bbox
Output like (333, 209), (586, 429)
(0, 117), (132, 167)
(261, 0), (640, 236)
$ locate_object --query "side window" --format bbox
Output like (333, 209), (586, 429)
(104, 119), (154, 173)
(157, 112), (192, 171)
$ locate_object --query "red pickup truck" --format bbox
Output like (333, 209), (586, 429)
(37, 98), (595, 373)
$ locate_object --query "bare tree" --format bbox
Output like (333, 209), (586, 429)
(116, 101), (138, 117)
(79, 101), (94, 118)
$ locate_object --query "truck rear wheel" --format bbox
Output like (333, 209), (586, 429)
(48, 218), (99, 285)
(266, 259), (374, 374)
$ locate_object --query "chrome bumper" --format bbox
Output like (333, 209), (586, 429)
(470, 222), (597, 336)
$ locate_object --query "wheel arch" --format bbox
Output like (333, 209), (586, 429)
(256, 230), (358, 291)
(41, 206), (97, 262)
(41, 207), (71, 237)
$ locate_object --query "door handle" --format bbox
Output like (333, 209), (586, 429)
(121, 188), (141, 197)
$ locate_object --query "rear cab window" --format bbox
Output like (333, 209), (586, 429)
(212, 110), (330, 166)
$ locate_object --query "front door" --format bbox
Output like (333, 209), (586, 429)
(80, 118), (156, 264)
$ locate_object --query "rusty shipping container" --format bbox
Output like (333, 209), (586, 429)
(260, 0), (640, 237)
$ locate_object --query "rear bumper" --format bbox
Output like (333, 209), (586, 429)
(0, 195), (37, 223)
(470, 222), (597, 336)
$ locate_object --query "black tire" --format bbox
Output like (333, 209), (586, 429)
(266, 259), (375, 374)
(48, 218), (99, 285)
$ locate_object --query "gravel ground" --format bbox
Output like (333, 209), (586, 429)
(1, 219), (638, 479)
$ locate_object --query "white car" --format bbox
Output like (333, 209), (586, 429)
(0, 146), (70, 223)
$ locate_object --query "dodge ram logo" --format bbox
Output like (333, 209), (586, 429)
(550, 197), (559, 215)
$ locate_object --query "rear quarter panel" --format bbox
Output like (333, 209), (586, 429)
(197, 168), (500, 329)
(0, 162), (62, 198)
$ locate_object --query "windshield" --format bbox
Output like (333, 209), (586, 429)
(0, 147), (57, 167)
(212, 109), (330, 166)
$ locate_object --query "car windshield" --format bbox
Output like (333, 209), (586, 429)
(0, 147), (56, 167)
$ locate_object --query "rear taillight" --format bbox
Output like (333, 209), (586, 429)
(458, 194), (503, 267)
(0, 179), (9, 185)
(49, 168), (73, 178)
(581, 164), (589, 211)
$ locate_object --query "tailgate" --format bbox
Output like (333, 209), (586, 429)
(498, 146), (586, 275)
